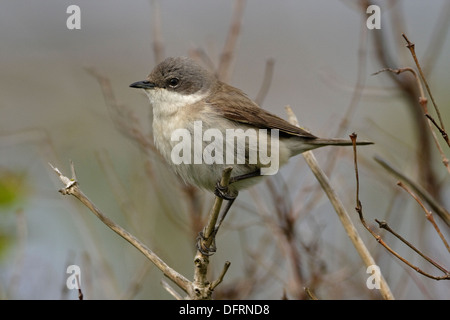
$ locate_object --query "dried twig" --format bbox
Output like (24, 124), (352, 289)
(375, 218), (449, 276)
(373, 67), (450, 173)
(364, 1), (439, 198)
(50, 158), (236, 300)
(86, 68), (158, 156)
(304, 287), (318, 300)
(286, 107), (394, 300)
(49, 161), (192, 295)
(351, 136), (450, 281)
(396, 181), (450, 253)
(255, 58), (275, 106)
(374, 220), (449, 280)
(374, 156), (450, 227)
(151, 0), (165, 64)
(161, 279), (183, 300)
(76, 273), (83, 300)
(402, 33), (449, 147)
(211, 261), (231, 290)
(217, 0), (246, 82)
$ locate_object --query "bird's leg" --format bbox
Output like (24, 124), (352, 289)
(214, 181), (237, 200)
(213, 168), (261, 200)
(212, 168), (262, 230)
(229, 168), (261, 185)
(196, 196), (237, 256)
(215, 195), (236, 230)
(196, 169), (261, 256)
(213, 168), (262, 227)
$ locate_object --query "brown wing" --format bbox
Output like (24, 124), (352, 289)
(206, 81), (317, 139)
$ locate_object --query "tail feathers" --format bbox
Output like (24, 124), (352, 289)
(311, 138), (373, 146)
(288, 137), (373, 157)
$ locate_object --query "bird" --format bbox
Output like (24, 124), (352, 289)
(130, 56), (372, 253)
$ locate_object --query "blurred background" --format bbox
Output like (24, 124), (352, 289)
(0, 0), (449, 299)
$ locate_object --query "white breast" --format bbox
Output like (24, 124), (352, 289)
(146, 88), (208, 174)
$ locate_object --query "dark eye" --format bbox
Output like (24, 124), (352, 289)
(168, 77), (180, 88)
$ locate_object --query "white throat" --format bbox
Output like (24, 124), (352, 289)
(146, 88), (209, 167)
(145, 88), (208, 119)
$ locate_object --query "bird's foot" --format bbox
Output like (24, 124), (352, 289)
(195, 230), (217, 256)
(214, 180), (237, 200)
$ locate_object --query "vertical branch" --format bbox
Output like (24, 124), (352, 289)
(362, 0), (439, 198)
(372, 66), (449, 174)
(192, 167), (233, 300)
(217, 0), (246, 82)
(285, 107), (394, 300)
(402, 33), (449, 147)
(396, 182), (450, 254)
(351, 141), (450, 281)
(254, 58), (275, 106)
(151, 0), (165, 64)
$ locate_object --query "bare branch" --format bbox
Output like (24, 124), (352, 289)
(192, 167), (233, 300)
(151, 0), (165, 64)
(211, 261), (231, 290)
(217, 0), (246, 82)
(402, 33), (448, 146)
(374, 65), (450, 160)
(374, 156), (450, 227)
(304, 287), (318, 300)
(86, 68), (158, 156)
(254, 58), (275, 106)
(49, 162), (192, 295)
(285, 106), (395, 300)
(161, 279), (183, 300)
(397, 182), (450, 254)
(374, 220), (449, 280)
(351, 141), (449, 281)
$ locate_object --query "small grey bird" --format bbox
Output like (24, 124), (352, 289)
(130, 56), (371, 192)
(130, 57), (372, 251)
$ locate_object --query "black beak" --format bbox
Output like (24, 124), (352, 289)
(129, 80), (156, 89)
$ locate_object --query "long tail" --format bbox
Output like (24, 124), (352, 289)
(310, 138), (373, 146)
(287, 137), (373, 157)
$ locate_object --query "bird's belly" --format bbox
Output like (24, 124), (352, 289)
(152, 115), (291, 193)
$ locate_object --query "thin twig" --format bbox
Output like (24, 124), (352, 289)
(367, 12), (439, 198)
(255, 58), (275, 106)
(402, 33), (448, 146)
(375, 218), (449, 275)
(350, 140), (449, 281)
(217, 0), (246, 82)
(49, 161), (192, 295)
(161, 279), (183, 300)
(373, 67), (450, 173)
(372, 67), (424, 97)
(211, 261), (231, 290)
(372, 220), (449, 280)
(304, 287), (318, 300)
(86, 68), (158, 156)
(396, 181), (450, 253)
(76, 273), (83, 300)
(151, 0), (165, 64)
(374, 156), (450, 227)
(285, 107), (394, 300)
